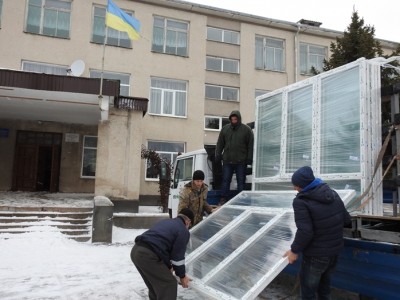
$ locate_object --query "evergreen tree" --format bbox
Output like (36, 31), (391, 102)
(315, 11), (399, 86)
(323, 11), (383, 71)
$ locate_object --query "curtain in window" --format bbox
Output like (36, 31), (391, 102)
(26, 1), (41, 33)
(175, 91), (186, 116)
(149, 89), (162, 114)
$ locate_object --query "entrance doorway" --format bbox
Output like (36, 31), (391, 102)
(12, 131), (62, 192)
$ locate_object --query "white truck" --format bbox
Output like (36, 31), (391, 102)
(167, 145), (252, 217)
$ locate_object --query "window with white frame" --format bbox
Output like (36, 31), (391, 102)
(22, 60), (68, 75)
(255, 36), (285, 72)
(204, 116), (230, 131)
(25, 0), (71, 38)
(205, 84), (239, 101)
(146, 141), (185, 179)
(207, 27), (240, 45)
(206, 56), (239, 74)
(81, 136), (97, 178)
(300, 43), (326, 75)
(152, 16), (189, 56)
(92, 5), (132, 48)
(90, 70), (130, 97)
(149, 77), (187, 117)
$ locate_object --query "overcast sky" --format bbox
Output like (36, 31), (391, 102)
(189, 0), (399, 43)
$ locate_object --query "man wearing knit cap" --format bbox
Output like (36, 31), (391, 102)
(131, 208), (194, 300)
(178, 170), (217, 226)
(284, 166), (351, 300)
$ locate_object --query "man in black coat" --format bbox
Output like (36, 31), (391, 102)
(284, 166), (351, 300)
(131, 208), (194, 300)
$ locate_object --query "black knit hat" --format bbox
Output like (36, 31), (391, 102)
(291, 166), (315, 188)
(192, 170), (205, 181)
(179, 208), (194, 224)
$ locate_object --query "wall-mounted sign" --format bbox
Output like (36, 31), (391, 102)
(65, 133), (79, 143)
(0, 128), (9, 138)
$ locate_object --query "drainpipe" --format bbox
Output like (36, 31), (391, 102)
(294, 23), (301, 83)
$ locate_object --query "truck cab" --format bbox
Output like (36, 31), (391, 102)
(168, 145), (251, 217)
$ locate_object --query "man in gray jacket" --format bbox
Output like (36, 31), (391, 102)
(215, 110), (254, 205)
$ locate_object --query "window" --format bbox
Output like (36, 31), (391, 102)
(204, 116), (230, 131)
(90, 70), (130, 97)
(207, 27), (239, 45)
(146, 141), (185, 179)
(22, 60), (68, 75)
(206, 56), (239, 73)
(300, 43), (326, 75)
(149, 77), (187, 117)
(81, 136), (97, 178)
(255, 36), (285, 72)
(92, 5), (132, 48)
(255, 89), (270, 99)
(205, 84), (239, 101)
(152, 16), (188, 56)
(0, 0), (3, 27)
(25, 0), (71, 38)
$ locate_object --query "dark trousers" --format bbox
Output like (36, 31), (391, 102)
(131, 244), (178, 300)
(300, 255), (338, 300)
(221, 163), (246, 199)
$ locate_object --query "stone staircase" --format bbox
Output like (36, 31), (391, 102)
(0, 205), (93, 242)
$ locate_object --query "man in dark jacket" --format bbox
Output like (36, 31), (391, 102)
(131, 208), (194, 300)
(215, 110), (254, 205)
(284, 166), (351, 300)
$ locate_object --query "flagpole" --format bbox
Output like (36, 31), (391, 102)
(99, 21), (108, 109)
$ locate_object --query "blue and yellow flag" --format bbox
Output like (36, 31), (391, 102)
(106, 0), (140, 40)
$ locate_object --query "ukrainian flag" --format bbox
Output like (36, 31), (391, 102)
(106, 0), (141, 40)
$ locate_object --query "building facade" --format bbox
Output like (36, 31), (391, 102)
(0, 0), (398, 209)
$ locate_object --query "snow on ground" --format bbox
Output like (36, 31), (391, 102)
(0, 192), (356, 299)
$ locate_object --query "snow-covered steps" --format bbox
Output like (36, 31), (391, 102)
(0, 206), (93, 242)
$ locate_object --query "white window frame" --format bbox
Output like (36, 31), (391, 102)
(255, 36), (285, 72)
(149, 77), (187, 117)
(205, 84), (239, 101)
(206, 27), (240, 45)
(22, 60), (68, 75)
(206, 56), (239, 74)
(152, 16), (189, 56)
(25, 0), (72, 38)
(90, 70), (131, 97)
(204, 116), (230, 131)
(91, 5), (132, 48)
(300, 43), (326, 75)
(146, 141), (185, 180)
(81, 135), (97, 179)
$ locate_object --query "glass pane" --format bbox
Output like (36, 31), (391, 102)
(187, 207), (246, 254)
(82, 148), (97, 177)
(205, 212), (296, 299)
(205, 85), (221, 99)
(205, 117), (220, 129)
(256, 94), (282, 177)
(188, 213), (275, 279)
(173, 157), (193, 188)
(207, 27), (222, 42)
(206, 57), (222, 71)
(84, 136), (97, 148)
(286, 85), (313, 173)
(229, 192), (294, 209)
(223, 59), (239, 73)
(222, 87), (238, 101)
(320, 67), (360, 173)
